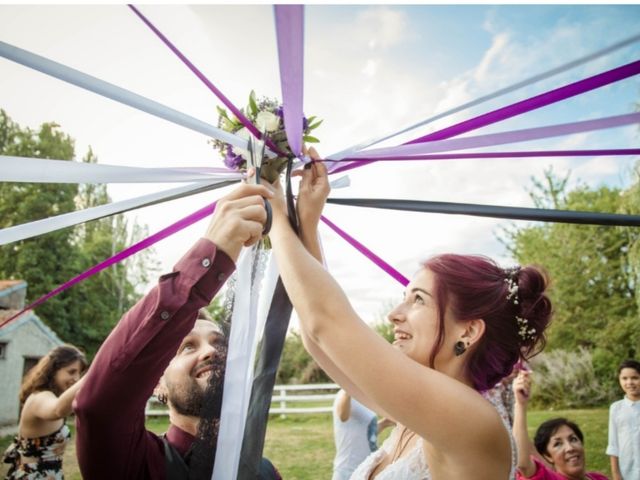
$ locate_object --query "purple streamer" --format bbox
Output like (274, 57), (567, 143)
(274, 5), (305, 159)
(411, 59), (640, 144)
(334, 112), (640, 163)
(0, 201), (218, 329)
(320, 215), (408, 286)
(331, 59), (640, 174)
(128, 4), (285, 157)
(337, 148), (640, 162)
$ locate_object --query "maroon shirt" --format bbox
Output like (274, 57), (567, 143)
(74, 239), (235, 479)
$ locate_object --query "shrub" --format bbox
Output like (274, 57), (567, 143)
(529, 347), (616, 408)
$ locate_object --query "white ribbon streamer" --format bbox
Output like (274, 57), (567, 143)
(0, 41), (276, 157)
(0, 156), (243, 184)
(214, 245), (278, 479)
(0, 179), (234, 245)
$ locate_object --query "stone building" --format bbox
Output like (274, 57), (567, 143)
(0, 280), (62, 426)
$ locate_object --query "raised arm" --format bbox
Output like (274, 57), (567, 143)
(268, 162), (508, 471)
(27, 376), (86, 421)
(74, 184), (271, 479)
(512, 370), (542, 477)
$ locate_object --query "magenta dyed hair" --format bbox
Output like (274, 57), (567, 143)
(423, 254), (552, 391)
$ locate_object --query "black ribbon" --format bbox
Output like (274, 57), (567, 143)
(326, 197), (640, 227)
(238, 156), (298, 479)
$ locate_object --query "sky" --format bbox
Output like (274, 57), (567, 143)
(0, 4), (639, 327)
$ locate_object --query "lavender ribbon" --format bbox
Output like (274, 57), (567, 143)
(320, 215), (408, 286)
(340, 113), (640, 161)
(0, 201), (218, 329)
(331, 59), (640, 174)
(335, 148), (640, 162)
(274, 5), (305, 160)
(128, 4), (284, 157)
(329, 32), (640, 160)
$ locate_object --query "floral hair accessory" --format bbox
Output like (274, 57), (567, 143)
(504, 266), (520, 304)
(516, 316), (536, 342)
(212, 91), (322, 182)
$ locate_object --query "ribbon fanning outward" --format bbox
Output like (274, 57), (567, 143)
(274, 5), (305, 160)
(328, 32), (640, 160)
(0, 41), (250, 152)
(320, 215), (409, 286)
(128, 4), (283, 157)
(340, 113), (640, 161)
(0, 156), (242, 183)
(329, 58), (640, 173)
(0, 201), (219, 330)
(326, 198), (640, 227)
(0, 180), (234, 245)
(325, 149), (640, 162)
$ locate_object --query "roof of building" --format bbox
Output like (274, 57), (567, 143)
(0, 309), (62, 345)
(0, 280), (26, 298)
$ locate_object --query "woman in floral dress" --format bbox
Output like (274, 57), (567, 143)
(3, 345), (87, 479)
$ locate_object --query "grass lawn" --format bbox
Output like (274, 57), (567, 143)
(0, 409), (611, 479)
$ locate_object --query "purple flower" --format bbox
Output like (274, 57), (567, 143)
(224, 145), (245, 170)
(275, 106), (284, 118)
(302, 116), (309, 131)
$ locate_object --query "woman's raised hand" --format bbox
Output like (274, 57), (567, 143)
(295, 147), (330, 233)
(513, 370), (531, 406)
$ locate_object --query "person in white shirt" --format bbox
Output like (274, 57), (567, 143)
(607, 359), (640, 480)
(332, 389), (393, 480)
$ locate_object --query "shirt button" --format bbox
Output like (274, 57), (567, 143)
(201, 258), (211, 268)
(217, 272), (226, 281)
(160, 311), (170, 320)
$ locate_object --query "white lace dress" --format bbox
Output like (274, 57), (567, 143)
(348, 392), (517, 480)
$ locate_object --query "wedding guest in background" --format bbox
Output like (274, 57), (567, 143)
(3, 345), (87, 479)
(607, 359), (640, 480)
(512, 370), (609, 480)
(332, 388), (393, 480)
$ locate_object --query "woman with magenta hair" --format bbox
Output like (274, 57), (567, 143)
(512, 370), (608, 480)
(265, 152), (552, 479)
(3, 345), (87, 479)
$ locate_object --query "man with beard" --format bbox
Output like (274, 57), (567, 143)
(73, 183), (281, 479)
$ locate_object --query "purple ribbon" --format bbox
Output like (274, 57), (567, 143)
(128, 4), (285, 157)
(0, 201), (218, 330)
(274, 5), (305, 159)
(331, 58), (640, 174)
(320, 215), (408, 286)
(333, 112), (640, 163)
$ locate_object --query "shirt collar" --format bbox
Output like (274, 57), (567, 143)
(166, 423), (196, 458)
(623, 395), (640, 406)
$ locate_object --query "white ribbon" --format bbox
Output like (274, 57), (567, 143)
(213, 246), (279, 479)
(0, 156), (243, 184)
(0, 41), (276, 157)
(0, 179), (234, 245)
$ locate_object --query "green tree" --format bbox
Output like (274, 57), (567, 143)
(502, 167), (640, 395)
(0, 110), (156, 357)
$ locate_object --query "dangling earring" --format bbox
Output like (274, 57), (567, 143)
(454, 341), (467, 356)
(157, 393), (168, 405)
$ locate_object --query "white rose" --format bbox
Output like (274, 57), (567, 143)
(231, 127), (251, 161)
(255, 111), (280, 133)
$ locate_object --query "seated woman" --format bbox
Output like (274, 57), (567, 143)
(266, 154), (553, 479)
(3, 345), (88, 479)
(512, 370), (609, 480)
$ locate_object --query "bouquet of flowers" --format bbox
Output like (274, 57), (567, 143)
(212, 91), (322, 182)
